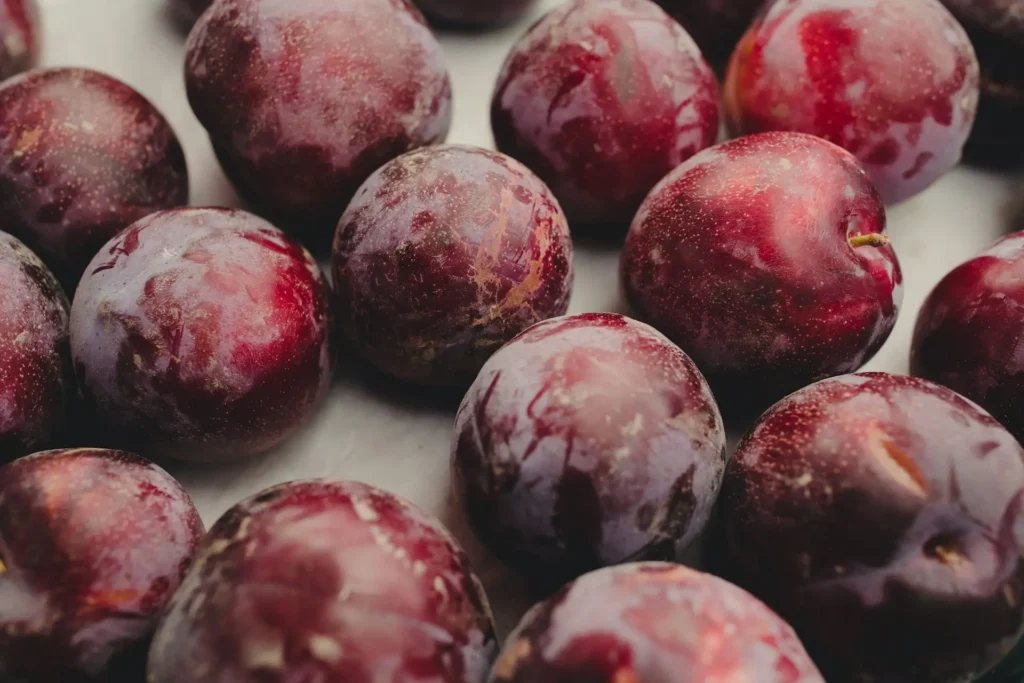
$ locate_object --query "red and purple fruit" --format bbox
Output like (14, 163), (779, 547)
(715, 372), (1024, 683)
(654, 0), (765, 67)
(333, 145), (573, 386)
(414, 0), (536, 27)
(0, 0), (38, 81)
(70, 208), (335, 463)
(148, 480), (497, 683)
(0, 448), (204, 682)
(491, 0), (720, 225)
(725, 0), (980, 203)
(452, 313), (726, 584)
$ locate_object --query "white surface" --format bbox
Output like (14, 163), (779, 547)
(38, 0), (1024, 637)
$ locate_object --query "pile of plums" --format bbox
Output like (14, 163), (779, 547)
(1, 0), (1023, 681)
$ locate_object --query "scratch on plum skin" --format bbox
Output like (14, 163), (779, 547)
(491, 0), (720, 225)
(724, 0), (980, 204)
(714, 372), (1024, 683)
(413, 0), (536, 27)
(490, 562), (825, 683)
(451, 313), (726, 586)
(185, 0), (453, 239)
(332, 145), (573, 387)
(0, 448), (204, 682)
(0, 0), (38, 80)
(70, 207), (335, 463)
(147, 480), (498, 683)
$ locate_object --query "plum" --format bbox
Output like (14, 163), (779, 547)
(185, 0), (453, 241)
(724, 0), (980, 204)
(452, 313), (726, 585)
(0, 448), (204, 682)
(70, 208), (335, 463)
(414, 0), (536, 27)
(490, 562), (825, 682)
(148, 479), (497, 683)
(332, 145), (573, 386)
(621, 131), (902, 411)
(654, 0), (765, 68)
(491, 0), (720, 226)
(0, 232), (70, 460)
(714, 372), (1024, 683)
(0, 0), (38, 81)
(0, 67), (188, 288)
(170, 0), (211, 24)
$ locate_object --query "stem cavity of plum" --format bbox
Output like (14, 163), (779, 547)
(848, 233), (890, 248)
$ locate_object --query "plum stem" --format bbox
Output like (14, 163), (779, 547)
(0, 557), (5, 574)
(849, 233), (890, 248)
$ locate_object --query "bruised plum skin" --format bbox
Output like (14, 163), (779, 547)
(0, 0), (38, 81)
(491, 0), (720, 226)
(0, 449), (204, 683)
(414, 0), (536, 27)
(0, 233), (70, 460)
(490, 562), (825, 683)
(725, 0), (980, 203)
(0, 68), (189, 288)
(715, 372), (1024, 683)
(148, 480), (497, 683)
(654, 0), (765, 68)
(185, 0), (453, 239)
(70, 208), (335, 463)
(333, 145), (573, 387)
(621, 132), (902, 411)
(452, 313), (726, 585)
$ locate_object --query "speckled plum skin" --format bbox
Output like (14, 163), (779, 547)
(491, 0), (720, 225)
(0, 68), (189, 288)
(715, 372), (1024, 683)
(0, 0), (38, 81)
(912, 232), (1024, 443)
(724, 0), (980, 204)
(452, 313), (726, 585)
(490, 562), (825, 683)
(70, 208), (335, 463)
(332, 145), (573, 387)
(0, 232), (70, 460)
(185, 0), (453, 239)
(148, 480), (497, 683)
(621, 132), (902, 411)
(414, 0), (536, 27)
(654, 0), (765, 67)
(0, 448), (204, 682)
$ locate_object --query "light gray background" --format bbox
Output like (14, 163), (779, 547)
(38, 0), (1023, 636)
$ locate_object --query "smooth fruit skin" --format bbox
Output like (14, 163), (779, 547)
(70, 208), (335, 463)
(0, 0), (38, 81)
(715, 372), (1024, 683)
(621, 131), (902, 411)
(0, 67), (189, 288)
(491, 0), (720, 226)
(414, 0), (536, 27)
(148, 480), (498, 683)
(452, 313), (726, 585)
(0, 232), (70, 460)
(724, 0), (980, 204)
(912, 232), (1024, 443)
(332, 145), (573, 387)
(185, 0), (453, 240)
(490, 562), (825, 683)
(654, 0), (765, 68)
(0, 448), (204, 683)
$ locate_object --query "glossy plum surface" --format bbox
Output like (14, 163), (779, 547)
(452, 313), (726, 585)
(70, 208), (335, 463)
(0, 0), (38, 81)
(715, 372), (1024, 683)
(724, 0), (980, 203)
(185, 0), (453, 241)
(621, 132), (902, 411)
(414, 0), (536, 27)
(654, 0), (764, 67)
(491, 0), (720, 225)
(490, 562), (825, 683)
(148, 479), (497, 683)
(0, 448), (203, 682)
(333, 145), (573, 386)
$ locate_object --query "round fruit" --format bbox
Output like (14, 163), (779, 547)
(414, 0), (536, 27)
(654, 0), (764, 67)
(0, 0), (38, 81)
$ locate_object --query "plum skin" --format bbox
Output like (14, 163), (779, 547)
(0, 448), (204, 682)
(332, 145), (573, 387)
(414, 0), (536, 27)
(491, 0), (720, 225)
(724, 0), (980, 204)
(0, 0), (38, 81)
(490, 562), (825, 682)
(452, 313), (726, 585)
(148, 479), (498, 683)
(0, 67), (189, 288)
(185, 0), (453, 240)
(621, 131), (903, 411)
(654, 0), (765, 68)
(714, 372), (1024, 683)
(0, 232), (70, 460)
(70, 207), (335, 463)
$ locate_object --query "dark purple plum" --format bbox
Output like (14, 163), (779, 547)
(654, 0), (765, 68)
(414, 0), (536, 27)
(170, 0), (212, 24)
(0, 0), (38, 81)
